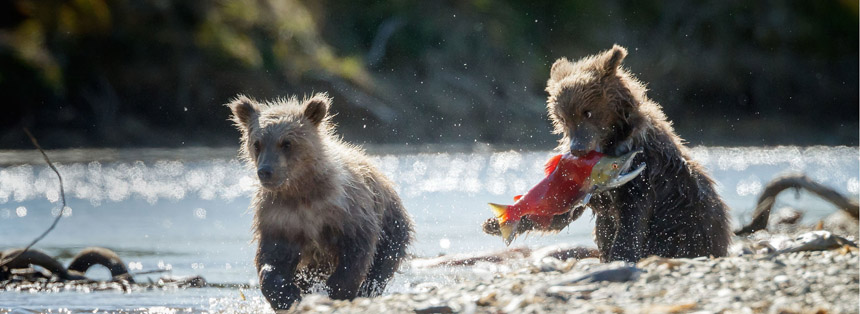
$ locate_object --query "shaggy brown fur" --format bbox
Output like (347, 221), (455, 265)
(228, 93), (413, 310)
(541, 45), (731, 262)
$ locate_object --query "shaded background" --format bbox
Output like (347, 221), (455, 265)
(0, 0), (857, 149)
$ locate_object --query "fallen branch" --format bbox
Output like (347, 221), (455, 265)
(131, 269), (171, 276)
(309, 73), (396, 123)
(735, 173), (859, 236)
(365, 16), (406, 68)
(0, 129), (67, 268)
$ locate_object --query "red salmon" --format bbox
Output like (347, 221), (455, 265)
(489, 150), (645, 245)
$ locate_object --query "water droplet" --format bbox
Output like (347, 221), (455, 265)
(194, 208), (207, 219)
(439, 238), (451, 249)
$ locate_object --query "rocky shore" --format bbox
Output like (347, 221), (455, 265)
(2, 231), (857, 313)
(284, 230), (858, 314)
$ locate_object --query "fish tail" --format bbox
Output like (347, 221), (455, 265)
(488, 203), (518, 246)
(499, 220), (519, 246)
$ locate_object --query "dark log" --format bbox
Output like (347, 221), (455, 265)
(0, 248), (84, 280)
(67, 247), (134, 283)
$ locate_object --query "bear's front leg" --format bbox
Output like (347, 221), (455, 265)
(607, 201), (650, 263)
(326, 231), (375, 300)
(257, 237), (302, 310)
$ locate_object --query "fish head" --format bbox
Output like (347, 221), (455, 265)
(587, 149), (646, 192)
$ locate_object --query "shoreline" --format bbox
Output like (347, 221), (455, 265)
(1, 230), (857, 313)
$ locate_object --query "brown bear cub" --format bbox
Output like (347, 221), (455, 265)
(228, 93), (413, 310)
(540, 45), (731, 262)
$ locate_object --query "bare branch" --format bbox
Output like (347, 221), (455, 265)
(0, 129), (67, 268)
(735, 173), (859, 236)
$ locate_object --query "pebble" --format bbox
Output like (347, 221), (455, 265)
(773, 275), (789, 284)
(502, 296), (526, 312)
(414, 305), (454, 313)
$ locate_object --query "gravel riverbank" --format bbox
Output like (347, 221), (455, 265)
(285, 231), (858, 314)
(2, 231), (857, 313)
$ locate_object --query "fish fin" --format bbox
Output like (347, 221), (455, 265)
(488, 203), (509, 218)
(575, 192), (593, 208)
(489, 203), (518, 245)
(528, 215), (554, 228)
(544, 154), (563, 175)
(513, 195), (523, 202)
(499, 219), (519, 246)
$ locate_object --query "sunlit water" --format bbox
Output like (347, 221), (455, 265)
(0, 146), (857, 312)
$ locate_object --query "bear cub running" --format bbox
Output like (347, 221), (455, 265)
(228, 93), (413, 310)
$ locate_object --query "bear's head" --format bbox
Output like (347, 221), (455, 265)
(228, 93), (332, 191)
(545, 45), (648, 157)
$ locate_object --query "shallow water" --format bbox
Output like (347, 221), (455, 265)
(0, 146), (857, 312)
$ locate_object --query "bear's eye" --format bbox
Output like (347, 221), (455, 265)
(280, 140), (291, 152)
(253, 141), (261, 155)
(612, 163), (618, 170)
(584, 111), (592, 119)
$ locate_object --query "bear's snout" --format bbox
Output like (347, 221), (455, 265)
(257, 166), (274, 182)
(569, 124), (600, 156)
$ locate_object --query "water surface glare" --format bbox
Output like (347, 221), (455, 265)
(0, 146), (857, 311)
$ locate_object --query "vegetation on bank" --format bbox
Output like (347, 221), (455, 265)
(0, 0), (856, 148)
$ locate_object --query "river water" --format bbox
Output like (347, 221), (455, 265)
(0, 146), (857, 312)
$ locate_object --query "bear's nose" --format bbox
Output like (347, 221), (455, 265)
(257, 166), (274, 181)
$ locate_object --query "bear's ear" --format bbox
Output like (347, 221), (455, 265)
(549, 58), (573, 83)
(227, 95), (260, 129)
(600, 44), (627, 76)
(303, 93), (331, 126)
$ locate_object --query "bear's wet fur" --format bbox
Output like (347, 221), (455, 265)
(544, 45), (731, 262)
(228, 93), (413, 310)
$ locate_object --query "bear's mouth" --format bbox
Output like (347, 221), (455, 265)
(259, 178), (286, 190)
(610, 138), (635, 157)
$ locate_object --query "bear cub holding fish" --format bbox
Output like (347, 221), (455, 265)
(545, 45), (731, 262)
(486, 45), (731, 262)
(228, 93), (413, 310)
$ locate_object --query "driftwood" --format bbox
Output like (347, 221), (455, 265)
(67, 247), (134, 282)
(0, 248), (84, 281)
(411, 247), (531, 268)
(735, 174), (860, 236)
(0, 247), (132, 282)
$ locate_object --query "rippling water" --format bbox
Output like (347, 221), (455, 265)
(0, 146), (857, 312)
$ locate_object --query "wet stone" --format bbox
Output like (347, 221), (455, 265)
(414, 304), (454, 314)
